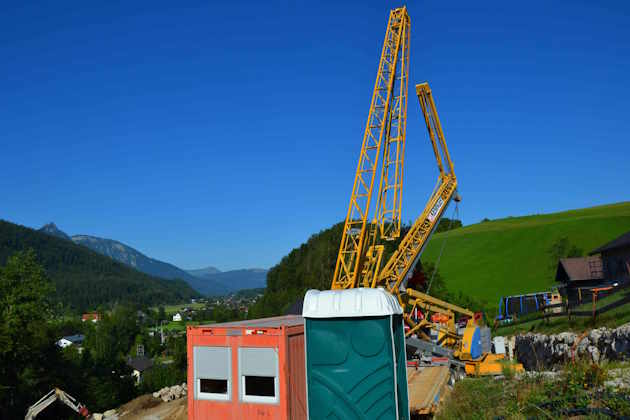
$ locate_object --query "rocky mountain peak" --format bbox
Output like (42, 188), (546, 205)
(39, 222), (71, 240)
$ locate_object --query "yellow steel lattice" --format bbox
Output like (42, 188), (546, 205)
(331, 7), (410, 290)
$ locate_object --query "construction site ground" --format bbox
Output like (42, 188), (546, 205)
(114, 368), (450, 419)
(116, 394), (187, 420)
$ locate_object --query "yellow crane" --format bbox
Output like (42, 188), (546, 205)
(330, 6), (460, 334)
(331, 6), (410, 291)
(329, 5), (523, 377)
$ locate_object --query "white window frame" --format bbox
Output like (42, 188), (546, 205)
(241, 375), (279, 404)
(197, 377), (231, 401)
(194, 346), (232, 401)
(238, 347), (280, 405)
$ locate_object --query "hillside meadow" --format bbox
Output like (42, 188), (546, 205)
(422, 202), (630, 310)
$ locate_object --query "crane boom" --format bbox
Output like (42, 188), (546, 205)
(331, 7), (410, 290)
(377, 83), (458, 305)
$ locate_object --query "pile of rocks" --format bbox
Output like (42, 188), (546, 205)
(152, 382), (188, 402)
(605, 368), (630, 389)
(515, 323), (630, 370)
(91, 409), (118, 420)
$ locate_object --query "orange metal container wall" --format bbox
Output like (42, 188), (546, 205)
(187, 318), (306, 420)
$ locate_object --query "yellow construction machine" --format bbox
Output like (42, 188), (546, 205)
(330, 6), (522, 376)
(329, 6), (457, 327)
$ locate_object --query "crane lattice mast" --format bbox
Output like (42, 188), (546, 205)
(331, 6), (410, 290)
(331, 7), (460, 335)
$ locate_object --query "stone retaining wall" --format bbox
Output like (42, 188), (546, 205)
(515, 323), (630, 370)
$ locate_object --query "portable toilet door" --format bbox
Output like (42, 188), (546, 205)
(302, 288), (409, 420)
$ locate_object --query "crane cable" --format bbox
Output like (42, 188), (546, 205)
(426, 200), (460, 294)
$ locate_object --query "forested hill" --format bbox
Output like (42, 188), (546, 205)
(249, 220), (434, 318)
(0, 220), (199, 311)
(249, 222), (344, 318)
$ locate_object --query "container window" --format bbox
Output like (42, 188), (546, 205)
(200, 378), (228, 394)
(244, 376), (275, 397)
(194, 346), (231, 401)
(238, 347), (279, 404)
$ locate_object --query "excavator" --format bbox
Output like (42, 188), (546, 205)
(25, 388), (90, 419)
(330, 6), (522, 375)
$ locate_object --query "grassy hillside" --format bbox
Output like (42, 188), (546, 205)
(422, 202), (630, 310)
(0, 220), (200, 311)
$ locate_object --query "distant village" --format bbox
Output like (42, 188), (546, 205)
(54, 289), (264, 385)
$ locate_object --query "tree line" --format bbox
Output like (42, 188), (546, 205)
(0, 250), (192, 418)
(248, 218), (480, 319)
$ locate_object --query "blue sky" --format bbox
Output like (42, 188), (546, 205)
(1, 1), (629, 270)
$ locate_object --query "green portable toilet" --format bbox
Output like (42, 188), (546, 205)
(302, 288), (409, 420)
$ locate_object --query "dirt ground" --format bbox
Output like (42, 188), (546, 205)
(116, 394), (187, 420)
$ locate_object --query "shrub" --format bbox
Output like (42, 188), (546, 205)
(140, 364), (185, 394)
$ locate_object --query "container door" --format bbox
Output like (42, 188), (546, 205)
(287, 333), (307, 419)
(305, 316), (398, 419)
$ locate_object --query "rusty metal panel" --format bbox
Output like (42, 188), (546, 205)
(287, 332), (307, 420)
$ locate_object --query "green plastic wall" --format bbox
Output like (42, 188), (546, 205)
(391, 314), (409, 419)
(305, 315), (409, 420)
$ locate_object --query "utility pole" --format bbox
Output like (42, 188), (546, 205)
(160, 320), (167, 345)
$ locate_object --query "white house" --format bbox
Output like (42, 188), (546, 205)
(56, 334), (85, 349)
(172, 313), (182, 322)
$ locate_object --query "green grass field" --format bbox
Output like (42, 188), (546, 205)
(422, 201), (630, 311)
(163, 320), (200, 331)
(152, 302), (206, 315)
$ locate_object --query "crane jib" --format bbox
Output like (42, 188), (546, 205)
(428, 197), (444, 222)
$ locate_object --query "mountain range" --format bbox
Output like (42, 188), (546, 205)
(38, 223), (267, 296)
(0, 220), (199, 311)
(186, 266), (221, 277)
(185, 268), (268, 296)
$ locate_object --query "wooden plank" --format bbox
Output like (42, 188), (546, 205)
(407, 365), (450, 414)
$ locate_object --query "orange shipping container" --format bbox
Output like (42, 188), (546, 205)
(187, 315), (306, 420)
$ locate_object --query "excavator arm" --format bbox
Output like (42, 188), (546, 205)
(25, 388), (89, 420)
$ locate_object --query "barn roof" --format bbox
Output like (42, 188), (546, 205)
(590, 231), (630, 255)
(556, 256), (604, 282)
(61, 334), (85, 344)
(127, 356), (153, 372)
